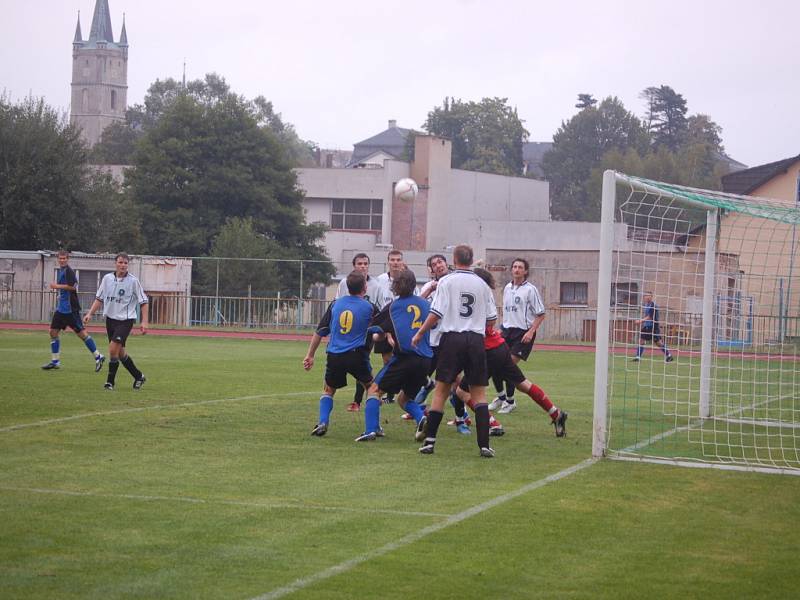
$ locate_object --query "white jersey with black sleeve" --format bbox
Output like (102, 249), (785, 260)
(429, 269), (497, 335)
(420, 279), (442, 347)
(502, 280), (545, 329)
(335, 275), (382, 308)
(95, 273), (148, 321)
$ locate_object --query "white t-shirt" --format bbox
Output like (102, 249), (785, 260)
(502, 280), (545, 330)
(429, 269), (497, 335)
(95, 272), (148, 321)
(420, 279), (442, 347)
(335, 275), (382, 307)
(375, 271), (419, 309)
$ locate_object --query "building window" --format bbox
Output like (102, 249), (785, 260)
(331, 198), (382, 231)
(560, 282), (588, 305)
(110, 90), (116, 110)
(611, 282), (639, 306)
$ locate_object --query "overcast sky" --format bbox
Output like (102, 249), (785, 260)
(1, 0), (797, 168)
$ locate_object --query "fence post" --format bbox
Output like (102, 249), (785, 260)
(298, 260), (304, 329)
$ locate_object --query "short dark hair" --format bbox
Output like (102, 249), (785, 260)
(56, 249), (69, 258)
(391, 269), (417, 298)
(387, 249), (403, 259)
(115, 252), (130, 262)
(473, 267), (496, 290)
(512, 257), (529, 277)
(352, 253), (370, 266)
(426, 254), (446, 268)
(452, 245), (473, 267)
(346, 270), (366, 295)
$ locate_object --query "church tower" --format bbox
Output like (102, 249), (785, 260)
(70, 1), (128, 147)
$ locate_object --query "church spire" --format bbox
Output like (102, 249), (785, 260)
(88, 0), (114, 43)
(73, 11), (83, 43)
(119, 13), (128, 46)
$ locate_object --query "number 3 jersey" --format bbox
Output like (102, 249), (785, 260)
(95, 272), (148, 320)
(371, 296), (433, 358)
(429, 269), (497, 335)
(316, 295), (378, 354)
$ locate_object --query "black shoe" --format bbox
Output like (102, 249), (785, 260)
(418, 443), (435, 454)
(665, 354), (674, 363)
(133, 376), (146, 390)
(479, 447), (496, 458)
(554, 410), (568, 438)
(489, 426), (505, 437)
(103, 382), (114, 390)
(310, 423), (328, 437)
(414, 415), (428, 442)
(41, 361), (60, 370)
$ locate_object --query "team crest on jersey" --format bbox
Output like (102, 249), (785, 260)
(118, 289), (126, 296)
(515, 296), (521, 304)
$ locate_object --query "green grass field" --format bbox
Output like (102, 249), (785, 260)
(1, 329), (799, 599)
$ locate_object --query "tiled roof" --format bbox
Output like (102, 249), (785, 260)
(721, 154), (800, 195)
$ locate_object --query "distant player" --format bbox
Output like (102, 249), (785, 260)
(412, 244), (497, 458)
(41, 250), (105, 372)
(457, 268), (568, 437)
(359, 270), (433, 441)
(633, 291), (674, 362)
(335, 253), (381, 412)
(83, 253), (148, 390)
(303, 271), (378, 437)
(489, 258), (545, 414)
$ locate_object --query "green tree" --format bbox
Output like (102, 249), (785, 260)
(126, 91), (334, 288)
(423, 97), (528, 176)
(542, 97), (649, 220)
(0, 96), (87, 249)
(641, 85), (689, 150)
(90, 121), (141, 165)
(575, 93), (597, 109)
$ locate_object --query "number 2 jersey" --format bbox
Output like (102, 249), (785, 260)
(316, 294), (378, 354)
(429, 269), (497, 335)
(371, 296), (433, 358)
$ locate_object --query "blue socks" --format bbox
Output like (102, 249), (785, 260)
(84, 336), (98, 354)
(365, 397), (381, 434)
(319, 395), (333, 425)
(404, 400), (425, 424)
(50, 338), (60, 361)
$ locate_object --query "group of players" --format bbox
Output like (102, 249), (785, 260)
(302, 245), (568, 458)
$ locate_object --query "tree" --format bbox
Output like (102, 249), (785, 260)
(423, 97), (528, 176)
(640, 85), (689, 150)
(0, 96), (87, 249)
(126, 91), (334, 288)
(575, 93), (597, 109)
(90, 121), (141, 165)
(542, 97), (649, 220)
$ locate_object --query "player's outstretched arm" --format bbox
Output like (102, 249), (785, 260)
(139, 303), (149, 335)
(83, 298), (103, 324)
(411, 313), (440, 347)
(304, 333), (323, 370)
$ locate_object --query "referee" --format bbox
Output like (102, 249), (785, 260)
(412, 244), (497, 458)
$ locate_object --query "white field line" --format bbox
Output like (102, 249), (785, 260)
(0, 391), (320, 433)
(0, 486), (450, 518)
(250, 458), (597, 600)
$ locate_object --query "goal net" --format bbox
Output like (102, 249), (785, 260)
(593, 171), (800, 475)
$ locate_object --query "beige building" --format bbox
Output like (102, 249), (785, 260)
(70, 0), (128, 147)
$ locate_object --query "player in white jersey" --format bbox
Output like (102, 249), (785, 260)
(489, 257), (546, 414)
(334, 253), (382, 412)
(83, 253), (149, 391)
(412, 244), (497, 458)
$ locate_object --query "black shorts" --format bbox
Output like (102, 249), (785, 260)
(435, 331), (488, 387)
(461, 343), (524, 392)
(374, 339), (393, 355)
(106, 318), (135, 345)
(325, 349), (373, 390)
(502, 327), (535, 361)
(374, 354), (432, 397)
(640, 326), (662, 343)
(51, 310), (84, 332)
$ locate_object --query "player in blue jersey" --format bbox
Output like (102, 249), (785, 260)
(303, 271), (379, 437)
(41, 250), (105, 372)
(633, 291), (673, 362)
(359, 270), (433, 442)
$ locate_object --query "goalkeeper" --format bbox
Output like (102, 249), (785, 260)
(633, 291), (673, 363)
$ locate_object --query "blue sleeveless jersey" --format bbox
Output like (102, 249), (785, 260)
(317, 295), (376, 354)
(373, 296), (433, 358)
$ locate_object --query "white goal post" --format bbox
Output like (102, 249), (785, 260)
(593, 170), (800, 475)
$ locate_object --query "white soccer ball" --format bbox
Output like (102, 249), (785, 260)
(394, 178), (418, 202)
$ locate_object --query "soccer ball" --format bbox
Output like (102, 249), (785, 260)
(394, 178), (418, 202)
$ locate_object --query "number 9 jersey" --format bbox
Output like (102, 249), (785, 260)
(429, 269), (497, 335)
(316, 295), (377, 354)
